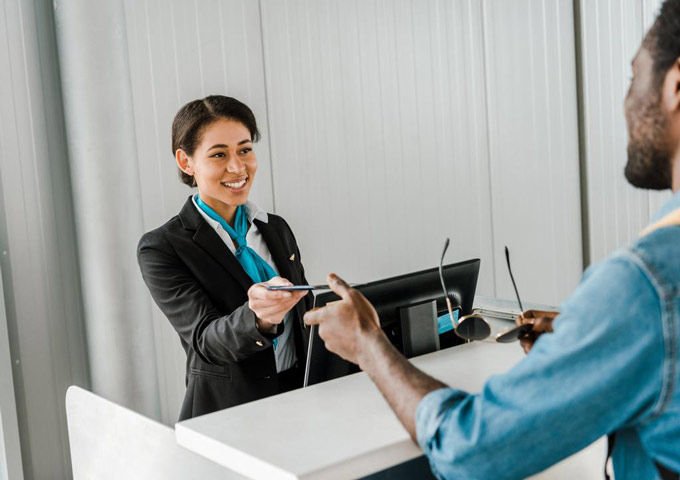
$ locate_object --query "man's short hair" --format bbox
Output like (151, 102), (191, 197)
(649, 0), (680, 83)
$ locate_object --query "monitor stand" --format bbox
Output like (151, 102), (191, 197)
(399, 299), (440, 358)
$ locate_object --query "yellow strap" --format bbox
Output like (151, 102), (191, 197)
(640, 207), (680, 237)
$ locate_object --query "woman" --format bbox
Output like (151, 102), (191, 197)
(137, 95), (312, 420)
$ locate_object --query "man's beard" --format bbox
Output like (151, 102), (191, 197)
(625, 96), (673, 190)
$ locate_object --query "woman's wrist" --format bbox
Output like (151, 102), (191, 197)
(255, 316), (277, 334)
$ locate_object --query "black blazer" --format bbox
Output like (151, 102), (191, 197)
(137, 197), (313, 420)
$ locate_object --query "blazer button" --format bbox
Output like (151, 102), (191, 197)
(256, 340), (263, 347)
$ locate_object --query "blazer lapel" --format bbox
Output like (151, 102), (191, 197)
(255, 217), (308, 341)
(179, 197), (253, 292)
(193, 222), (254, 292)
(255, 219), (294, 282)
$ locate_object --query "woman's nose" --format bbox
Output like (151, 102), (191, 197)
(225, 152), (245, 173)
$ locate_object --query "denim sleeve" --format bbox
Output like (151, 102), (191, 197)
(415, 255), (665, 480)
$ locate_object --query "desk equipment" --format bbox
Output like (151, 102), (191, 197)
(304, 259), (480, 387)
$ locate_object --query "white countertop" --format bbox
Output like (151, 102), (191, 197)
(175, 341), (526, 479)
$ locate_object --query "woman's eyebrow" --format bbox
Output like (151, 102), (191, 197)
(207, 143), (228, 151)
(207, 139), (252, 151)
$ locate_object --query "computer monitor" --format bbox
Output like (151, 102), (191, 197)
(303, 258), (480, 387)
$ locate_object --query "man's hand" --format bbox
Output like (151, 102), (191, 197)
(248, 277), (307, 332)
(304, 273), (386, 366)
(516, 310), (558, 354)
(306, 273), (449, 443)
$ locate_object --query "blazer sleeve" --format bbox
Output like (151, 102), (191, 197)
(137, 232), (279, 366)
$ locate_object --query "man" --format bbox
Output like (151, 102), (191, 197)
(304, 1), (680, 478)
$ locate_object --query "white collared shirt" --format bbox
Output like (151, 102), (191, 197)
(192, 197), (296, 373)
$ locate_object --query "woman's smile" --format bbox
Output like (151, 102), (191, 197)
(221, 176), (248, 192)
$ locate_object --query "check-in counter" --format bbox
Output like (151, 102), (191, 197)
(67, 298), (605, 479)
(174, 340), (605, 480)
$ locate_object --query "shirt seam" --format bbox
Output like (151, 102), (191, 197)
(416, 388), (463, 448)
(622, 248), (677, 423)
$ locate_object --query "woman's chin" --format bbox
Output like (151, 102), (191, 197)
(219, 187), (250, 205)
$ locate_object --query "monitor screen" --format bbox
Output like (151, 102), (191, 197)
(304, 258), (480, 387)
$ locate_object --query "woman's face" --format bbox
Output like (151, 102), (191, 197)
(178, 118), (257, 215)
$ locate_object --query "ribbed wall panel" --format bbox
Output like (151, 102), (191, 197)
(261, 0), (581, 306)
(261, 0), (494, 297)
(483, 0), (582, 304)
(580, 0), (670, 265)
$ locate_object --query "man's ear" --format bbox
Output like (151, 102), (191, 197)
(662, 57), (680, 114)
(175, 149), (193, 175)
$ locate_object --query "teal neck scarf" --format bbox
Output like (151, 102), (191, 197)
(194, 194), (277, 284)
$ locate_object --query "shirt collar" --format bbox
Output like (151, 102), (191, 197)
(192, 196), (269, 231)
(245, 200), (269, 224)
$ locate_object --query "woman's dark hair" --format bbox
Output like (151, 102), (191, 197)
(171, 95), (261, 187)
(648, 0), (680, 85)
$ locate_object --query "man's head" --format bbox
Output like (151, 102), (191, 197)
(624, 0), (680, 191)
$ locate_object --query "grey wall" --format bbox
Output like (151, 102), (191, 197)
(55, 0), (162, 423)
(0, 0), (89, 478)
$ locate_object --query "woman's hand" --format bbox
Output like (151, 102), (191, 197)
(248, 277), (307, 333)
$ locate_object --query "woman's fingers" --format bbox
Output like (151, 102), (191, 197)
(250, 291), (306, 323)
(248, 278), (307, 324)
(250, 290), (306, 309)
(248, 284), (293, 300)
(248, 277), (308, 301)
(252, 302), (297, 317)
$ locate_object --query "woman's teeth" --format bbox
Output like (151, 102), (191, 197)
(223, 178), (247, 189)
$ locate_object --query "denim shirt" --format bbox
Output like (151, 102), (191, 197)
(416, 191), (680, 479)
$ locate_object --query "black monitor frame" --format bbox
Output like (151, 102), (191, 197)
(304, 258), (480, 387)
